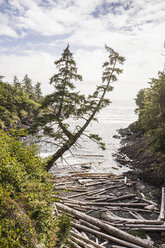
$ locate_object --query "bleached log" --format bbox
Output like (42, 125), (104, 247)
(54, 181), (75, 186)
(144, 205), (157, 211)
(71, 231), (103, 248)
(70, 240), (82, 248)
(108, 207), (157, 213)
(107, 194), (136, 202)
(56, 203), (153, 247)
(75, 154), (104, 158)
(72, 222), (149, 248)
(79, 220), (101, 231)
(91, 190), (108, 197)
(129, 211), (145, 220)
(70, 172), (113, 178)
(87, 194), (136, 203)
(81, 231), (89, 239)
(71, 235), (94, 248)
(85, 196), (107, 201)
(131, 227), (165, 231)
(102, 211), (163, 224)
(140, 198), (158, 207)
(85, 202), (148, 207)
(63, 200), (148, 208)
(111, 246), (127, 248)
(158, 187), (165, 221)
(84, 180), (111, 187)
(78, 179), (94, 184)
(116, 224), (165, 229)
(64, 203), (87, 212)
(100, 240), (108, 246)
(67, 187), (107, 199)
(95, 237), (99, 244)
(55, 186), (87, 192)
(86, 184), (124, 197)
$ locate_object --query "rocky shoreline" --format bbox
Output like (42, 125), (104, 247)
(54, 171), (164, 247)
(50, 122), (165, 247)
(115, 122), (165, 188)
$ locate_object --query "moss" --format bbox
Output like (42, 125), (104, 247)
(137, 147), (145, 154)
(129, 229), (147, 239)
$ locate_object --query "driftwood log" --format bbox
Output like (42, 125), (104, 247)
(70, 230), (103, 248)
(56, 202), (153, 247)
(72, 222), (148, 248)
(158, 187), (165, 221)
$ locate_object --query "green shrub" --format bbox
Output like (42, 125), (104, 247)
(0, 129), (69, 247)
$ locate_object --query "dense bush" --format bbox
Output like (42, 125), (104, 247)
(135, 71), (165, 152)
(0, 130), (70, 247)
(0, 80), (40, 129)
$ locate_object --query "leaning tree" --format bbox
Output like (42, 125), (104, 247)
(30, 45), (125, 171)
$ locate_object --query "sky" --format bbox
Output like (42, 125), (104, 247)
(0, 0), (165, 105)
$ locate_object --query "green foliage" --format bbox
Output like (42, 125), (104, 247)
(135, 71), (165, 152)
(22, 74), (35, 100)
(0, 130), (69, 247)
(0, 80), (40, 129)
(34, 82), (43, 102)
(30, 45), (125, 169)
(13, 75), (21, 90)
(129, 229), (147, 239)
(55, 213), (71, 248)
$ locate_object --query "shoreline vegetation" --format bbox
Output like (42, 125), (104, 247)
(116, 71), (165, 188)
(0, 45), (165, 247)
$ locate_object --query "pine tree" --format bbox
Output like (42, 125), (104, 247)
(0, 75), (4, 81)
(22, 74), (34, 99)
(135, 71), (165, 151)
(50, 45), (83, 118)
(34, 82), (42, 102)
(30, 45), (125, 171)
(13, 75), (21, 90)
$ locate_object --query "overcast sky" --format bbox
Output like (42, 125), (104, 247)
(0, 0), (165, 104)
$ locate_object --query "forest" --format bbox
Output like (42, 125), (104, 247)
(0, 45), (165, 247)
(135, 71), (165, 175)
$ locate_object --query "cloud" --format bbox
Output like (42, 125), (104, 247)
(0, 50), (55, 94)
(0, 13), (18, 37)
(0, 0), (165, 101)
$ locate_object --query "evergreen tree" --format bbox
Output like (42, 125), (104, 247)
(13, 75), (21, 90)
(34, 82), (43, 102)
(22, 74), (34, 99)
(0, 80), (40, 129)
(135, 71), (165, 151)
(0, 75), (4, 81)
(30, 45), (125, 170)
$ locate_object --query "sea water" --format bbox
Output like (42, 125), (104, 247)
(40, 99), (137, 176)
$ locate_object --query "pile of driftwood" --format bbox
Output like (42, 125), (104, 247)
(52, 172), (164, 248)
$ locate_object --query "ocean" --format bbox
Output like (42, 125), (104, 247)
(40, 99), (137, 176)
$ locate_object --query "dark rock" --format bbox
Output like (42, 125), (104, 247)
(117, 122), (165, 187)
(115, 157), (127, 165)
(81, 165), (91, 169)
(113, 134), (120, 139)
